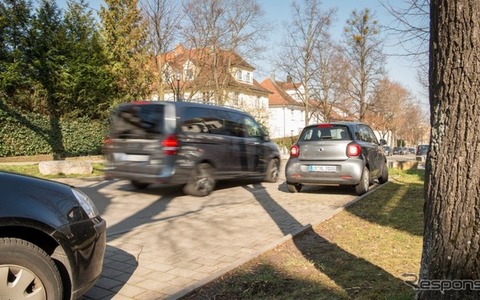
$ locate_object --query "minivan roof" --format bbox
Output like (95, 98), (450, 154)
(125, 100), (250, 115)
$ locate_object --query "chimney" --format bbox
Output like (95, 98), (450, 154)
(286, 75), (292, 83)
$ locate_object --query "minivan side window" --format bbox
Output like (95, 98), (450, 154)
(243, 116), (263, 138)
(181, 107), (226, 134)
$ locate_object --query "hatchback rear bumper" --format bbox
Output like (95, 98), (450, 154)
(285, 158), (364, 186)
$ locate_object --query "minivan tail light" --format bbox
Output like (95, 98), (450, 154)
(347, 143), (362, 157)
(290, 144), (299, 157)
(162, 135), (179, 155)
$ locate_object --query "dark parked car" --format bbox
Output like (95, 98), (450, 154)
(0, 172), (106, 299)
(104, 101), (281, 197)
(285, 122), (389, 195)
(416, 144), (430, 162)
(393, 147), (404, 155)
(383, 145), (393, 156)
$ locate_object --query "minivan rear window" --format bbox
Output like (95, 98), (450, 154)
(111, 104), (164, 138)
(300, 125), (351, 141)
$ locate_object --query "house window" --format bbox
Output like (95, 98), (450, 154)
(244, 72), (251, 83)
(255, 97), (260, 108)
(236, 70), (242, 80)
(232, 92), (239, 106)
(184, 68), (194, 80)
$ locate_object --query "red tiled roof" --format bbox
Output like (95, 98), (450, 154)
(260, 78), (303, 107)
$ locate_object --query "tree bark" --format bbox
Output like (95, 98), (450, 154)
(418, 1), (480, 299)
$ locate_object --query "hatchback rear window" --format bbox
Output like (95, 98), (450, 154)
(300, 125), (351, 141)
(110, 103), (164, 138)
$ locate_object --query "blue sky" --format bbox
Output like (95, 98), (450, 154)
(56, 0), (427, 105)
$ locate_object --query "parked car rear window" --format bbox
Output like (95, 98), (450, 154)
(300, 125), (351, 141)
(111, 104), (164, 138)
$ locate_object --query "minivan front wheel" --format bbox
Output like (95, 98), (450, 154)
(183, 163), (215, 197)
(264, 159), (280, 183)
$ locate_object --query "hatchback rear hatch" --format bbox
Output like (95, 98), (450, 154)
(297, 124), (352, 161)
(106, 102), (177, 176)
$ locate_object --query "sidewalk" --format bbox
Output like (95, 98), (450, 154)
(65, 174), (369, 299)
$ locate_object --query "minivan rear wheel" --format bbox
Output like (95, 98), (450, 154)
(131, 181), (150, 189)
(183, 163), (215, 197)
(264, 159), (280, 183)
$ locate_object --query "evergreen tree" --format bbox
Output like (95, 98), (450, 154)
(0, 0), (33, 105)
(27, 0), (66, 116)
(62, 0), (114, 119)
(99, 0), (151, 105)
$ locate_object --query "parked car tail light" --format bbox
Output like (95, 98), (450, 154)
(346, 143), (362, 157)
(162, 135), (179, 155)
(290, 144), (299, 157)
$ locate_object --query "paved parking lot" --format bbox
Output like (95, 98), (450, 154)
(60, 167), (371, 300)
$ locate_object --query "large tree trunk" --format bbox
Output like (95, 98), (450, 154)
(418, 1), (480, 299)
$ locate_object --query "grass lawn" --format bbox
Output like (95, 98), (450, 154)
(182, 168), (424, 300)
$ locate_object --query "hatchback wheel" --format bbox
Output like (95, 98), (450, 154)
(355, 167), (370, 195)
(0, 238), (63, 300)
(264, 159), (280, 183)
(378, 163), (389, 184)
(183, 163), (215, 197)
(287, 183), (302, 193)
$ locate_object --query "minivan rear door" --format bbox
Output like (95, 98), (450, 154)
(108, 102), (170, 176)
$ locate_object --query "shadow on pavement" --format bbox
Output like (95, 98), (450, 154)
(79, 245), (138, 299)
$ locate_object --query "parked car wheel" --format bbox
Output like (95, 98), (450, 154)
(378, 163), (389, 184)
(183, 163), (215, 197)
(287, 183), (302, 193)
(264, 159), (280, 183)
(0, 237), (63, 299)
(355, 167), (370, 195)
(131, 180), (150, 189)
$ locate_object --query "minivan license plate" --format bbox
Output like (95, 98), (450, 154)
(309, 165), (336, 172)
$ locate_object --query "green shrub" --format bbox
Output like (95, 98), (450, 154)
(273, 135), (299, 151)
(0, 109), (108, 158)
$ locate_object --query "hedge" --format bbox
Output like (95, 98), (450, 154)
(0, 109), (108, 158)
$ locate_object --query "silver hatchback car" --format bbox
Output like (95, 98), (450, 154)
(285, 122), (389, 195)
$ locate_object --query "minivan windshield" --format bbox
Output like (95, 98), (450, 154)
(111, 103), (164, 139)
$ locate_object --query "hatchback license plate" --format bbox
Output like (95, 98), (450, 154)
(309, 165), (336, 172)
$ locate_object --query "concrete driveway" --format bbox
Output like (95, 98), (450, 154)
(61, 166), (375, 299)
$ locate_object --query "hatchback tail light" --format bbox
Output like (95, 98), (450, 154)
(346, 143), (362, 157)
(162, 135), (179, 155)
(290, 144), (299, 157)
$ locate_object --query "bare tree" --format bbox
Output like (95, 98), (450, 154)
(180, 0), (268, 104)
(343, 8), (385, 121)
(382, 0), (429, 90)
(370, 78), (409, 143)
(141, 0), (183, 100)
(276, 0), (336, 126)
(418, 1), (480, 299)
(311, 43), (351, 123)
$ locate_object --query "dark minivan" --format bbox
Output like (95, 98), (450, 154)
(104, 101), (281, 196)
